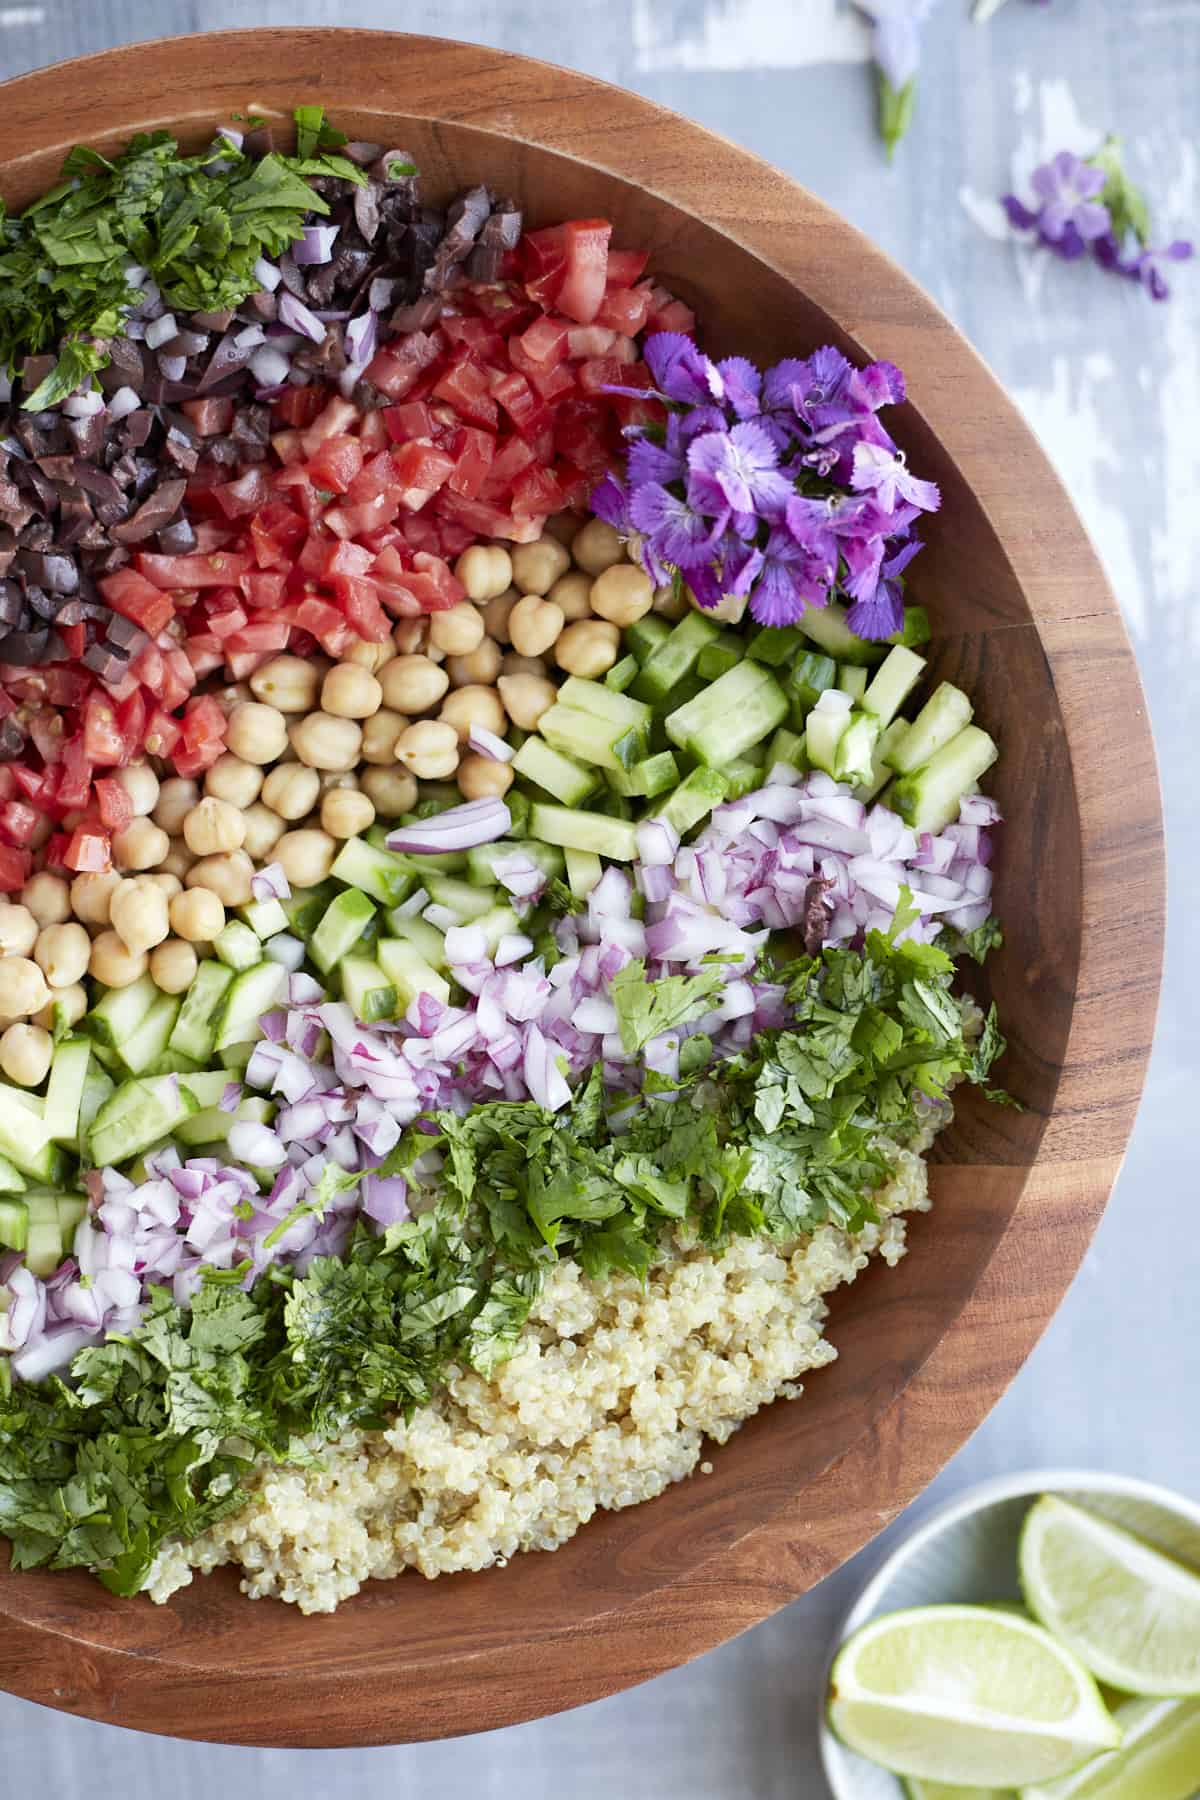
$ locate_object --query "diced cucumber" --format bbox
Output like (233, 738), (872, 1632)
(376, 939), (451, 1010)
(89, 1075), (198, 1168)
(214, 963), (286, 1052)
(696, 630), (745, 682)
(724, 757), (766, 800)
(466, 840), (565, 886)
(0, 1101), (62, 1184)
(833, 711), (882, 787)
(888, 604), (931, 649)
(604, 654), (639, 693)
(239, 897), (289, 940)
(376, 834), (467, 876)
(539, 704), (649, 773)
(4, 1083), (41, 1115)
(625, 614), (671, 664)
(0, 1197), (28, 1253)
(664, 662), (788, 766)
(747, 624), (810, 668)
(329, 836), (416, 907)
(604, 750), (680, 799)
(167, 959), (234, 1063)
(0, 1154), (26, 1195)
(340, 956), (399, 1023)
(84, 973), (159, 1050)
(120, 994), (182, 1076)
(476, 904), (521, 954)
(45, 992), (83, 1043)
(890, 725), (999, 833)
(41, 1037), (91, 1143)
(512, 735), (599, 805)
(787, 651), (839, 718)
(282, 881), (339, 937)
(556, 676), (652, 730)
(57, 1194), (87, 1236)
(885, 681), (973, 775)
(652, 766), (729, 837)
(78, 1067), (115, 1149)
(309, 888), (376, 976)
(649, 670), (705, 723)
(25, 1213), (64, 1278)
(219, 1042), (257, 1075)
(861, 645), (926, 727)
(632, 610), (722, 701)
(854, 718), (910, 803)
(529, 803), (639, 861)
(805, 688), (855, 776)
(144, 1052), (203, 1077)
(423, 875), (497, 923)
(796, 601), (885, 666)
(176, 1095), (273, 1149)
(564, 847), (603, 899)
(838, 664), (868, 702)
(767, 726), (809, 772)
(179, 1070), (234, 1109)
(383, 910), (448, 969)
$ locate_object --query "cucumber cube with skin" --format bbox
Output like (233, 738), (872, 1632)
(833, 711), (882, 787)
(854, 717), (910, 803)
(861, 645), (926, 727)
(624, 614), (672, 665)
(604, 654), (639, 694)
(796, 601), (886, 666)
(528, 803), (639, 861)
(805, 688), (855, 775)
(340, 956), (399, 1023)
(885, 681), (973, 774)
(309, 888), (376, 976)
(632, 610), (723, 701)
(422, 875), (497, 923)
(890, 725), (999, 832)
(664, 661), (788, 766)
(377, 939), (451, 1010)
(651, 766), (729, 837)
(329, 837), (417, 907)
(564, 848), (603, 899)
(838, 664), (869, 702)
(512, 735), (600, 804)
(383, 913), (448, 969)
(240, 897), (289, 940)
(787, 651), (839, 718)
(214, 919), (262, 972)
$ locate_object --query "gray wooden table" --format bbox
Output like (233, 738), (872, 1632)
(2, 4), (1198, 1793)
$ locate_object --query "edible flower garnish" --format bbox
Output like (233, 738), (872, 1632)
(594, 334), (940, 638)
(852, 0), (942, 159)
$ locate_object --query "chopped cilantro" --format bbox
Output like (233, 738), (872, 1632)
(609, 957), (724, 1055)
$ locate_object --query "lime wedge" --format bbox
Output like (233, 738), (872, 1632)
(905, 1780), (1014, 1799)
(1020, 1695), (1200, 1800)
(1020, 1496), (1200, 1696)
(827, 1604), (1120, 1786)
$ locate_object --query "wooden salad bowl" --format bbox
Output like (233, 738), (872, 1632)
(0, 29), (1163, 1748)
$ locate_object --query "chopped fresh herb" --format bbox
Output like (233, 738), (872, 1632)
(609, 957), (724, 1055)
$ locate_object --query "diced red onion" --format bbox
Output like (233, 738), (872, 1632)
(277, 291), (327, 344)
(265, 933), (305, 971)
(63, 389), (105, 418)
(249, 344), (292, 387)
(107, 386), (142, 421)
(387, 798), (511, 854)
(395, 886), (429, 917)
(424, 904), (462, 933)
(294, 224), (340, 265)
(345, 311), (378, 368)
(467, 724), (513, 763)
(145, 312), (178, 349)
(253, 256), (282, 291)
(228, 1121), (287, 1169)
(495, 933), (533, 966)
(251, 862), (291, 903)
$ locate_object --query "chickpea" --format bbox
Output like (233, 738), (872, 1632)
(360, 709), (408, 765)
(0, 904), (39, 958)
(544, 511), (583, 549)
(21, 872), (71, 928)
(146, 872), (183, 902)
(343, 635), (396, 673)
(322, 662), (383, 721)
(509, 594), (565, 658)
(114, 763), (160, 817)
(154, 777), (200, 837)
(320, 769), (358, 794)
(226, 701), (288, 765)
(109, 878), (170, 957)
(454, 545), (512, 604)
(511, 535), (571, 597)
(555, 619), (620, 678)
(250, 654), (321, 713)
(439, 685), (506, 743)
(590, 563), (654, 627)
(183, 796), (247, 858)
(289, 712), (362, 772)
(381, 654), (449, 716)
(113, 817), (170, 872)
(429, 602), (486, 657)
(395, 720), (460, 781)
(69, 871), (122, 929)
(33, 982), (86, 1034)
(446, 638), (503, 688)
(34, 922), (91, 989)
(501, 652), (548, 679)
(360, 766), (418, 818)
(392, 618), (428, 657)
(150, 938), (198, 996)
(160, 841), (195, 882)
(481, 588), (519, 644)
(275, 829), (337, 888)
(548, 570), (594, 623)
(262, 763), (321, 822)
(0, 1022), (52, 1088)
(89, 931), (148, 989)
(205, 753), (263, 809)
(0, 956), (49, 1019)
(170, 886), (225, 944)
(652, 581), (689, 621)
(184, 851), (255, 908)
(571, 517), (625, 576)
(497, 672), (558, 731)
(212, 681), (253, 718)
(457, 753), (515, 802)
(321, 787), (376, 840)
(242, 804), (286, 862)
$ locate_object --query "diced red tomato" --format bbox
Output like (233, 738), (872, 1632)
(604, 248), (650, 288)
(99, 568), (175, 637)
(0, 801), (39, 849)
(182, 397), (235, 436)
(365, 331), (443, 401)
(275, 387), (326, 429)
(270, 429), (308, 467)
(295, 597), (355, 656)
(527, 359), (577, 405)
(62, 829), (109, 874)
(332, 576), (392, 641)
(299, 396), (359, 453)
(144, 708), (183, 758)
(646, 294), (697, 335)
(240, 570), (289, 609)
(556, 220), (612, 326)
(94, 777), (134, 833)
(598, 282), (653, 335)
(384, 400), (436, 443)
(432, 359), (499, 430)
(446, 426), (495, 499)
(137, 550), (253, 590)
(511, 462), (567, 517)
(0, 844), (33, 890)
(517, 317), (569, 366)
(81, 694), (125, 768)
(306, 434), (364, 495)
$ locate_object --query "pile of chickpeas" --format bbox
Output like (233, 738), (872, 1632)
(0, 513), (686, 1086)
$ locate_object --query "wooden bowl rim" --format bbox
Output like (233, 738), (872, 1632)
(0, 27), (1164, 1747)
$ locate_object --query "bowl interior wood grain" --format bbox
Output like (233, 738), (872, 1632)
(0, 29), (1162, 1748)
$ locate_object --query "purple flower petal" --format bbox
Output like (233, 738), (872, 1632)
(629, 481), (728, 570)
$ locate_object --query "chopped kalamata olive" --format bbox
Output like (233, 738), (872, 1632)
(55, 598), (84, 628)
(277, 250), (306, 298)
(0, 581), (22, 627)
(71, 461), (124, 505)
(25, 587), (59, 622)
(353, 182), (383, 245)
(242, 125), (275, 157)
(0, 716), (25, 760)
(162, 427), (199, 473)
(156, 515), (196, 555)
(69, 412), (107, 459)
(190, 308), (235, 332)
(80, 639), (130, 680)
(344, 140), (383, 166)
(110, 476), (188, 544)
(0, 627), (50, 664)
(120, 410), (155, 449)
(101, 336), (147, 395)
(105, 613), (141, 649)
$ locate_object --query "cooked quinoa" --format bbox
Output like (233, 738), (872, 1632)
(145, 1145), (931, 1614)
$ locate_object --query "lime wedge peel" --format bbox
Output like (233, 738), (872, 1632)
(1020, 1694), (1200, 1800)
(828, 1603), (1121, 1788)
(1020, 1495), (1200, 1698)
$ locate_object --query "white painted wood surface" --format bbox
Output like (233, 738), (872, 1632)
(1, 4), (1197, 1792)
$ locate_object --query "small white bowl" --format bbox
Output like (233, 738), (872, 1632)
(818, 1468), (1200, 1800)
